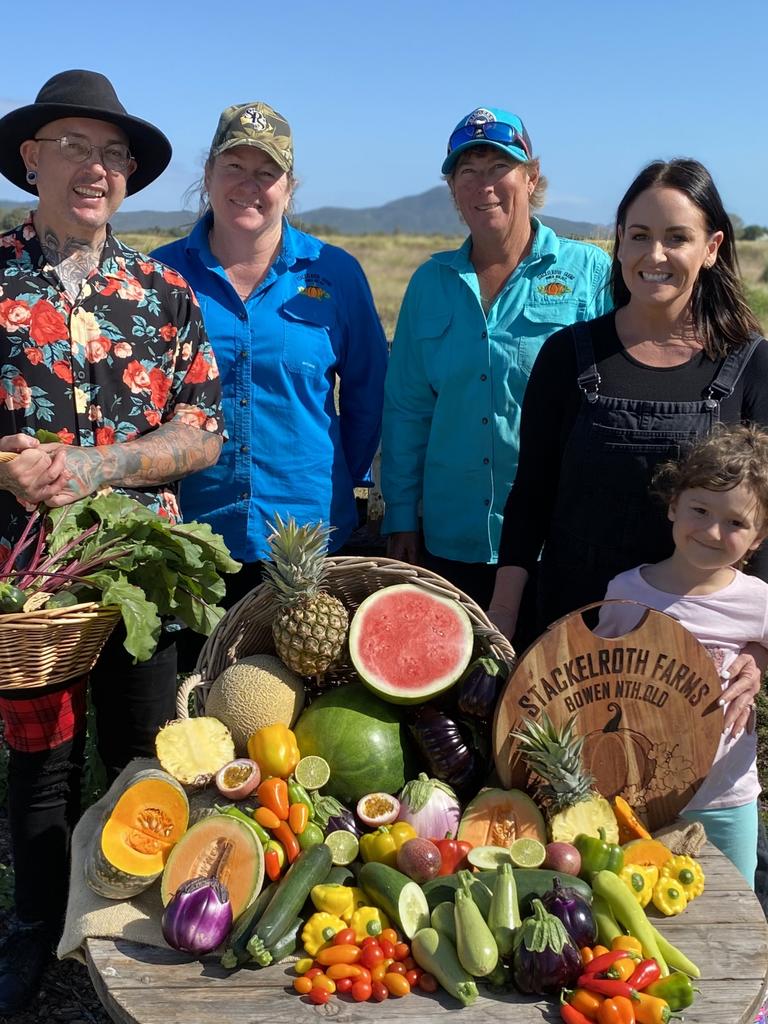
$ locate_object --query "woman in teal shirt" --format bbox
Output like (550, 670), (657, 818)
(381, 106), (610, 611)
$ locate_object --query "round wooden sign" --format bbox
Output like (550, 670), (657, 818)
(492, 603), (724, 831)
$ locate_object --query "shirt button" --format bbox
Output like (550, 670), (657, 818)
(482, 417), (488, 425)
(484, 499), (490, 507)
(483, 458), (489, 465)
(72, 308), (80, 316)
(240, 350), (248, 360)
(239, 444), (249, 454)
(240, 492), (249, 501)
(76, 371), (85, 380)
(480, 374), (487, 381)
(481, 330), (487, 338)
(238, 310), (247, 321)
(240, 398), (248, 407)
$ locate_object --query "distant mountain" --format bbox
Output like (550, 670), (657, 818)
(0, 187), (608, 238)
(295, 186), (609, 239)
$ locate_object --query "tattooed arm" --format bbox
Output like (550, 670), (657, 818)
(40, 421), (223, 507)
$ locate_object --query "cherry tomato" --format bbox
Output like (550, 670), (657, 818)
(393, 942), (410, 961)
(359, 944), (385, 970)
(312, 975), (336, 994)
(304, 967), (323, 979)
(370, 962), (388, 983)
(384, 972), (411, 997)
(418, 972), (438, 993)
(308, 987), (329, 1005)
(387, 961), (407, 976)
(355, 966), (372, 985)
(351, 979), (372, 1002)
(379, 938), (396, 959)
(336, 976), (353, 994)
(316, 944), (361, 966)
(361, 936), (381, 949)
(402, 956), (417, 971)
(333, 928), (356, 946)
(326, 963), (364, 980)
(371, 980), (389, 1002)
(405, 969), (421, 987)
(381, 928), (399, 945)
(293, 977), (312, 995)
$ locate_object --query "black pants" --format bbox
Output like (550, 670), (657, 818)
(5, 627), (177, 928)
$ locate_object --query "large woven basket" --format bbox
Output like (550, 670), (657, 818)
(0, 602), (121, 690)
(177, 555), (516, 717)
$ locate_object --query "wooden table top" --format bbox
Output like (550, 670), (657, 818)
(84, 842), (768, 1024)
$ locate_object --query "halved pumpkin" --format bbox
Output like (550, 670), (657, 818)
(85, 769), (189, 900)
(622, 837), (673, 870)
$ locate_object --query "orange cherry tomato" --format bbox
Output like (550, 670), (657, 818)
(393, 942), (410, 961)
(351, 979), (372, 1002)
(336, 976), (353, 993)
(293, 976), (312, 994)
(380, 928), (399, 945)
(418, 972), (438, 993)
(312, 975), (336, 994)
(308, 987), (329, 1005)
(371, 980), (389, 1002)
(370, 962), (388, 983)
(355, 967), (372, 985)
(333, 928), (356, 946)
(384, 972), (411, 997)
(316, 944), (361, 966)
(326, 963), (364, 980)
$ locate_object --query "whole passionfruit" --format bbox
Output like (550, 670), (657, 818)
(215, 758), (261, 800)
(356, 792), (400, 827)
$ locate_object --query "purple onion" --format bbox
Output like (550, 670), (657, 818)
(539, 878), (597, 949)
(161, 877), (233, 955)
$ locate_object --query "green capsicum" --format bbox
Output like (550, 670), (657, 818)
(287, 777), (315, 817)
(644, 971), (699, 1011)
(574, 828), (624, 880)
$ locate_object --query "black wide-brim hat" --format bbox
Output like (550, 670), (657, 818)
(0, 69), (172, 196)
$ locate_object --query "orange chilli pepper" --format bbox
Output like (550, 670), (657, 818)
(316, 944), (362, 966)
(257, 777), (290, 820)
(254, 806), (281, 830)
(597, 996), (636, 1024)
(272, 820), (300, 863)
(569, 988), (604, 1019)
(289, 801), (309, 835)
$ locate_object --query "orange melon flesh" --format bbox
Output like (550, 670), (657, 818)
(457, 787), (547, 848)
(161, 814), (264, 918)
(101, 780), (189, 878)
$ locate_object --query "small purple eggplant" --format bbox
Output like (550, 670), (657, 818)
(161, 877), (233, 955)
(456, 657), (504, 719)
(511, 898), (582, 995)
(408, 706), (481, 796)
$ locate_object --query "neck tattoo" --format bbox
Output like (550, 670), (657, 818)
(38, 224), (105, 302)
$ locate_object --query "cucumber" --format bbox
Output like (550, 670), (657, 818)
(423, 868), (592, 913)
(358, 862), (430, 938)
(0, 584), (25, 613)
(246, 843), (333, 965)
(220, 881), (278, 969)
(46, 590), (80, 609)
(411, 927), (478, 1006)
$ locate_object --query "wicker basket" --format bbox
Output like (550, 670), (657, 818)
(0, 602), (121, 690)
(177, 555), (516, 717)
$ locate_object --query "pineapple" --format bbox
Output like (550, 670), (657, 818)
(511, 712), (619, 844)
(263, 515), (349, 676)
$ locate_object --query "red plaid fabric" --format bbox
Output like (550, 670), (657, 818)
(0, 676), (87, 752)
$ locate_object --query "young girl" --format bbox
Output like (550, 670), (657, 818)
(597, 423), (768, 886)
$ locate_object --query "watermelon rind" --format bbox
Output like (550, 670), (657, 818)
(348, 584), (474, 705)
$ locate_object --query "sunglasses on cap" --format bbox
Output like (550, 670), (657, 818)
(448, 120), (531, 159)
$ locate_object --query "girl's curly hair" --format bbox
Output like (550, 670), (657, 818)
(652, 423), (768, 531)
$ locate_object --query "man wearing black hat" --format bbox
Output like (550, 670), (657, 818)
(0, 70), (224, 1013)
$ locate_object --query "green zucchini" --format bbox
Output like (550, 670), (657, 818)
(487, 862), (520, 956)
(430, 901), (457, 943)
(454, 879), (498, 977)
(423, 868), (592, 913)
(220, 881), (278, 969)
(358, 862), (430, 938)
(246, 843), (332, 965)
(411, 927), (478, 1006)
(324, 864), (354, 887)
(264, 916), (303, 964)
(591, 893), (622, 947)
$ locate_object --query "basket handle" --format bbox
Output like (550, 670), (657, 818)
(0, 452), (17, 463)
(176, 672), (204, 719)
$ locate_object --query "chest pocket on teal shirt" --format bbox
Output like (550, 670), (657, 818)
(519, 298), (582, 376)
(414, 310), (452, 390)
(281, 293), (337, 378)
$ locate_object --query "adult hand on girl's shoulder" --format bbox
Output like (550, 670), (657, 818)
(721, 643), (766, 739)
(387, 531), (420, 565)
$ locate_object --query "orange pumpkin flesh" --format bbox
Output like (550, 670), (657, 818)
(101, 782), (189, 877)
(622, 837), (673, 870)
(612, 795), (652, 844)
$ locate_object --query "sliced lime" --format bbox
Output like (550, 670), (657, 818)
(324, 829), (359, 866)
(467, 844), (513, 871)
(396, 882), (431, 939)
(294, 755), (331, 791)
(508, 837), (546, 869)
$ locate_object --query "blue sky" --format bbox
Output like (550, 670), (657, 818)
(3, 0), (767, 226)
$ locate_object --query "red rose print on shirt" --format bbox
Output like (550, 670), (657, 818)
(162, 268), (187, 288)
(24, 347), (44, 366)
(52, 360), (74, 383)
(95, 425), (116, 445)
(184, 351), (212, 384)
(0, 298), (32, 330)
(85, 337), (112, 363)
(148, 367), (172, 409)
(56, 428), (75, 444)
(28, 300), (68, 345)
(122, 360), (152, 393)
(159, 324), (177, 342)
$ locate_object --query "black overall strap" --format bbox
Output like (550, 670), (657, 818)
(708, 332), (764, 400)
(571, 321), (601, 403)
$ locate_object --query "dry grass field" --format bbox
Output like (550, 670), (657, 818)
(126, 232), (768, 340)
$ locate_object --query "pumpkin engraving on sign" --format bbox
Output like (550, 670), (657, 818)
(492, 603), (724, 831)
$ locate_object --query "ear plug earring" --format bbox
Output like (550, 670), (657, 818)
(25, 170), (37, 185)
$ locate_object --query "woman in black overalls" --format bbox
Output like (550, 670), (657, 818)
(488, 159), (768, 907)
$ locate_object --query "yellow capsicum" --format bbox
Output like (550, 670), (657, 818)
(350, 905), (390, 942)
(652, 876), (689, 916)
(619, 863), (658, 908)
(310, 883), (367, 921)
(358, 822), (418, 867)
(301, 912), (347, 956)
(246, 723), (300, 779)
(661, 854), (705, 900)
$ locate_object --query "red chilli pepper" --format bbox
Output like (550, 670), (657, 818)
(585, 949), (639, 976)
(561, 1000), (596, 1024)
(264, 846), (282, 881)
(273, 820), (300, 863)
(578, 976), (637, 1000)
(627, 959), (662, 990)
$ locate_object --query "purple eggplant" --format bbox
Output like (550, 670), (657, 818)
(408, 706), (481, 796)
(310, 793), (362, 838)
(161, 877), (233, 955)
(456, 657), (504, 719)
(539, 878), (597, 949)
(511, 898), (582, 995)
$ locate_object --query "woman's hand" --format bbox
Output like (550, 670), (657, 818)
(487, 565), (529, 642)
(387, 531), (420, 564)
(720, 642), (767, 740)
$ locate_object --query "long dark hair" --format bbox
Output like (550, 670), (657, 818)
(609, 159), (761, 358)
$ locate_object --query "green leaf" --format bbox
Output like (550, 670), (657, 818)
(93, 574), (161, 661)
(172, 520), (242, 574)
(35, 428), (62, 444)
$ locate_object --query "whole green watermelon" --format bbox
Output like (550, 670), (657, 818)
(294, 683), (413, 802)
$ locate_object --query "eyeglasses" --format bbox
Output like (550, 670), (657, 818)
(34, 134), (133, 173)
(448, 121), (531, 159)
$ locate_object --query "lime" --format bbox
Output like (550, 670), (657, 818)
(294, 755), (331, 791)
(324, 829), (359, 866)
(508, 837), (546, 869)
(467, 845), (513, 871)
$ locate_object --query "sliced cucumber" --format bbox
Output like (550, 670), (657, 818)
(358, 862), (430, 938)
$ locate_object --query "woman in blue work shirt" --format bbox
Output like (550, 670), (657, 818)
(153, 101), (388, 618)
(381, 106), (611, 616)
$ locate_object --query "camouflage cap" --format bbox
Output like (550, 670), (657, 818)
(209, 101), (293, 172)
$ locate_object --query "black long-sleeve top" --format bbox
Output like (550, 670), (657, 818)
(498, 312), (768, 582)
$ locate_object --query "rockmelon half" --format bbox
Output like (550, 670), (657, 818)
(457, 787), (547, 848)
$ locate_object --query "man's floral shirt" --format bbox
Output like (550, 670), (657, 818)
(0, 217), (223, 550)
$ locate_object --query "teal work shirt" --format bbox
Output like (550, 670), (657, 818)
(381, 219), (612, 564)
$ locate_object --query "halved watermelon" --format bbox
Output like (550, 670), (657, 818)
(348, 584), (474, 704)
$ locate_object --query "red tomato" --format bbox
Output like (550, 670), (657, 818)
(356, 967), (372, 984)
(359, 944), (385, 970)
(333, 928), (356, 946)
(371, 980), (389, 1002)
(418, 972), (438, 993)
(405, 969), (421, 987)
(403, 956), (417, 971)
(387, 962), (407, 976)
(304, 967), (323, 979)
(361, 936), (381, 949)
(393, 942), (410, 961)
(308, 987), (329, 1005)
(351, 980), (373, 1002)
(336, 977), (353, 994)
(379, 938), (395, 959)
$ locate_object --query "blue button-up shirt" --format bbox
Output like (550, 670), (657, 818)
(381, 219), (612, 563)
(153, 216), (388, 561)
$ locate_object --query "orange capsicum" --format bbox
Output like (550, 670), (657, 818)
(247, 723), (300, 778)
(257, 777), (290, 820)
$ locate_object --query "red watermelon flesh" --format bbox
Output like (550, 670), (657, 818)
(349, 584), (474, 704)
